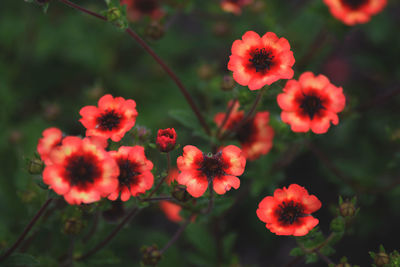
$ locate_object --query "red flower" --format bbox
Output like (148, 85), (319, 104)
(108, 146), (154, 201)
(214, 101), (274, 160)
(42, 137), (119, 205)
(159, 201), (183, 223)
(277, 72), (346, 134)
(79, 94), (138, 142)
(156, 128), (177, 153)
(176, 145), (246, 198)
(221, 0), (253, 15)
(256, 184), (321, 236)
(120, 0), (164, 21)
(324, 0), (386, 25)
(228, 31), (295, 90)
(37, 127), (63, 164)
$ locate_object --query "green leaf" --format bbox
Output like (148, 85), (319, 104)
(290, 247), (304, 257)
(185, 223), (216, 261)
(330, 216), (345, 233)
(222, 233), (236, 259)
(305, 253), (318, 264)
(3, 253), (40, 267)
(168, 110), (200, 130)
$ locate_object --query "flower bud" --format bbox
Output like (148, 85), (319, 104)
(221, 75), (236, 91)
(141, 245), (162, 266)
(171, 185), (192, 202)
(107, 7), (122, 22)
(374, 252), (390, 266)
(197, 64), (214, 80)
(156, 128), (177, 153)
(339, 200), (356, 217)
(63, 218), (84, 235)
(145, 21), (165, 41)
(28, 157), (44, 175)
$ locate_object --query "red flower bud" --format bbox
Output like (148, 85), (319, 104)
(156, 128), (177, 153)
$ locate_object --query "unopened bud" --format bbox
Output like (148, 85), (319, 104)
(213, 21), (231, 37)
(250, 0), (266, 13)
(339, 201), (356, 217)
(28, 158), (44, 175)
(145, 21), (165, 41)
(107, 7), (121, 22)
(374, 252), (390, 266)
(197, 64), (214, 80)
(63, 218), (84, 235)
(171, 185), (192, 202)
(221, 75), (236, 91)
(141, 245), (162, 266)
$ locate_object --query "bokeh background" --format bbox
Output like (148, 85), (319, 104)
(0, 0), (399, 266)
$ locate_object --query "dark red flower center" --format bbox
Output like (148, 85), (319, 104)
(276, 200), (305, 225)
(199, 153), (226, 179)
(97, 110), (122, 131)
(117, 158), (140, 187)
(249, 48), (275, 72)
(236, 119), (255, 143)
(65, 154), (101, 188)
(134, 0), (158, 13)
(340, 0), (368, 9)
(300, 94), (324, 119)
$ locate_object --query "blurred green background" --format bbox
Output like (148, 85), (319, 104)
(0, 0), (399, 266)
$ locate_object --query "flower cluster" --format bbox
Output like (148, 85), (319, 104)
(37, 94), (153, 204)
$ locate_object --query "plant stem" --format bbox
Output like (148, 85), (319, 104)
(160, 214), (194, 254)
(202, 180), (214, 215)
(220, 90), (264, 140)
(144, 153), (170, 200)
(0, 198), (53, 262)
(76, 206), (141, 261)
(58, 0), (211, 135)
(141, 196), (174, 202)
(216, 98), (238, 139)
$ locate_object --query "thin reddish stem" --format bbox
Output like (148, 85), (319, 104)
(216, 98), (238, 139)
(0, 198), (53, 262)
(57, 0), (211, 135)
(160, 214), (195, 254)
(220, 90), (264, 140)
(76, 206), (141, 261)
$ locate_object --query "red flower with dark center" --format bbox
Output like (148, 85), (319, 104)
(221, 0), (253, 15)
(108, 146), (154, 201)
(277, 72), (346, 134)
(156, 128), (177, 153)
(42, 137), (119, 205)
(37, 127), (63, 164)
(176, 145), (246, 198)
(324, 0), (386, 25)
(159, 201), (183, 223)
(214, 101), (274, 160)
(79, 94), (138, 142)
(228, 31), (295, 90)
(120, 0), (164, 21)
(256, 184), (321, 236)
